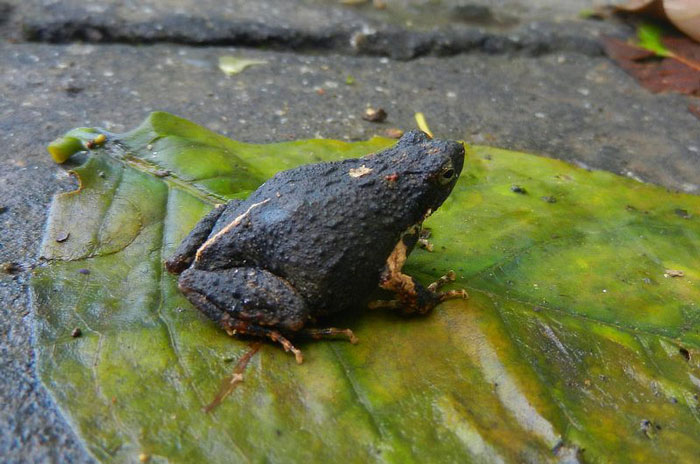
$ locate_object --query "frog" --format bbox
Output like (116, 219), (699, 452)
(165, 130), (467, 363)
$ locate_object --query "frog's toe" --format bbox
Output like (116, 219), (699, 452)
(299, 327), (358, 344)
(437, 289), (469, 302)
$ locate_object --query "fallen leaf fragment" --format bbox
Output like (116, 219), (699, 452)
(362, 107), (387, 123)
(47, 136), (84, 164)
(664, 269), (685, 277)
(414, 112), (434, 138)
(603, 34), (700, 95)
(218, 56), (267, 76)
(204, 342), (261, 412)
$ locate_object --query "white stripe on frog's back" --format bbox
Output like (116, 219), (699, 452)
(194, 199), (270, 263)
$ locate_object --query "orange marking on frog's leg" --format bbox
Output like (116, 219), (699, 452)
(375, 238), (427, 314)
(375, 241), (468, 315)
(378, 239), (416, 294)
(300, 327), (359, 344)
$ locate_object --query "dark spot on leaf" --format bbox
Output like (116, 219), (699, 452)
(71, 327), (82, 338)
(0, 206), (7, 214)
(510, 185), (527, 194)
(78, 268), (90, 275)
(674, 208), (690, 219)
(679, 347), (690, 361)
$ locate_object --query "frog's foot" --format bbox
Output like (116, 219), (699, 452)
(268, 330), (304, 364)
(221, 318), (303, 364)
(374, 238), (468, 315)
(417, 238), (434, 252)
(183, 289), (305, 364)
(299, 327), (359, 344)
(427, 270), (456, 292)
(164, 203), (228, 274)
(178, 267), (311, 363)
(428, 270), (469, 301)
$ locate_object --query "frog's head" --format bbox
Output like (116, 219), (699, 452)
(381, 130), (465, 220)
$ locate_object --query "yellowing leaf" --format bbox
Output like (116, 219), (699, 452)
(218, 56), (267, 76)
(414, 112), (433, 138)
(33, 112), (700, 463)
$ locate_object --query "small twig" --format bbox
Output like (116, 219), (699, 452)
(204, 342), (262, 413)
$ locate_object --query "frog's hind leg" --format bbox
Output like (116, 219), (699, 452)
(165, 203), (230, 274)
(182, 288), (305, 363)
(178, 267), (312, 363)
(369, 238), (468, 315)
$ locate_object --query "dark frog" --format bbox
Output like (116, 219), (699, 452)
(165, 130), (467, 363)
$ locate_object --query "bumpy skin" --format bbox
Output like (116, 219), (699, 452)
(165, 130), (465, 360)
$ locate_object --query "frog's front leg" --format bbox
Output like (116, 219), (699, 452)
(165, 203), (232, 274)
(369, 235), (468, 315)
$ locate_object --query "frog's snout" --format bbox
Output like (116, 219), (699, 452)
(448, 141), (465, 177)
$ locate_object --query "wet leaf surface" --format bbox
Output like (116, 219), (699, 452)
(33, 112), (700, 463)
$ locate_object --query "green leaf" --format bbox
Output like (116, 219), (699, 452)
(218, 56), (267, 76)
(637, 23), (673, 57)
(32, 112), (700, 463)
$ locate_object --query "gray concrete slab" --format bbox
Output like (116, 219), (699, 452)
(4, 0), (628, 59)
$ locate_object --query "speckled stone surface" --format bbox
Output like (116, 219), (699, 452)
(1, 1), (698, 462)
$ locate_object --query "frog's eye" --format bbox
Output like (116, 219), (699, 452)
(439, 162), (456, 185)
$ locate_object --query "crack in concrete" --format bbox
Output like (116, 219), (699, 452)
(16, 12), (608, 60)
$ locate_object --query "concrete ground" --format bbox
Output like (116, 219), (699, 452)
(0, 1), (698, 462)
